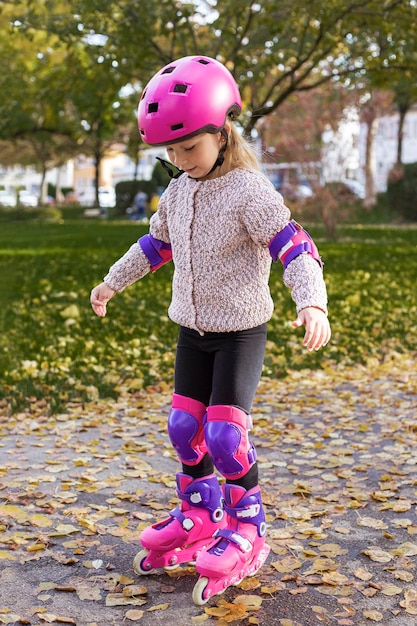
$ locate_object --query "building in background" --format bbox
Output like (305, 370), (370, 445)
(321, 107), (362, 185)
(359, 107), (417, 193)
(0, 144), (165, 206)
(1, 108), (417, 204)
(321, 105), (417, 194)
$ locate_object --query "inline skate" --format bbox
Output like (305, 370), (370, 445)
(192, 484), (270, 605)
(133, 472), (226, 574)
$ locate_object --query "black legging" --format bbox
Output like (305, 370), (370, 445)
(174, 324), (267, 488)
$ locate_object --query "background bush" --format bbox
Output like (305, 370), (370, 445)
(115, 161), (172, 214)
(386, 162), (417, 221)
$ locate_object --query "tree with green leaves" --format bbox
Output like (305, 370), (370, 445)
(0, 1), (137, 203)
(363, 0), (417, 167)
(0, 6), (82, 201)
(1, 0), (417, 202)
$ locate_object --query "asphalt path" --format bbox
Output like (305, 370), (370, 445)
(0, 358), (416, 625)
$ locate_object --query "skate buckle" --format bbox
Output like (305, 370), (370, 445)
(171, 507), (195, 531)
(182, 518), (195, 531)
(190, 491), (203, 504)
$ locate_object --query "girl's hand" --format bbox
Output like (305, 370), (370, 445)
(292, 307), (331, 351)
(90, 282), (116, 317)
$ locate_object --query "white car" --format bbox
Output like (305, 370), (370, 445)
(78, 187), (115, 208)
(19, 191), (38, 207)
(98, 188), (116, 208)
(0, 190), (16, 207)
(341, 179), (366, 199)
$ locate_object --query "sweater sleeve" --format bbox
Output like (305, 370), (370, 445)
(283, 254), (328, 315)
(103, 243), (151, 292)
(241, 174), (292, 244)
(238, 171), (328, 314)
(103, 190), (172, 292)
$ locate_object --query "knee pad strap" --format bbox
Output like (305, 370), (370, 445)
(205, 405), (257, 479)
(168, 394), (207, 465)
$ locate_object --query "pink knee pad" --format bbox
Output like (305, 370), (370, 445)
(204, 405), (257, 479)
(168, 394), (208, 465)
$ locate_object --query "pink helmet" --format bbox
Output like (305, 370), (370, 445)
(138, 55), (242, 146)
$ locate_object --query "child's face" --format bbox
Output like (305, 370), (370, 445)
(165, 132), (224, 179)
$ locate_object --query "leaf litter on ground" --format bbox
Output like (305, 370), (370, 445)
(0, 353), (416, 624)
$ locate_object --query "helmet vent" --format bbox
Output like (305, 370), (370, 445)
(148, 102), (159, 113)
(171, 123), (184, 131)
(197, 59), (210, 65)
(173, 83), (188, 93)
(162, 66), (175, 74)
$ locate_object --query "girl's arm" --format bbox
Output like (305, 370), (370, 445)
(90, 191), (172, 316)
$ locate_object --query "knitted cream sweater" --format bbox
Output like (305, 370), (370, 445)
(104, 168), (328, 333)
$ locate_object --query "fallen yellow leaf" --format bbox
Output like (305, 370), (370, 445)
(124, 610), (144, 621)
(362, 610), (384, 621)
(233, 595), (262, 609)
(146, 604), (169, 612)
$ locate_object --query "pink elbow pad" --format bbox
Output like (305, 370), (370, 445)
(269, 220), (322, 269)
(138, 233), (172, 272)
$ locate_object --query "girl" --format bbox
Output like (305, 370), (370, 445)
(90, 55), (331, 605)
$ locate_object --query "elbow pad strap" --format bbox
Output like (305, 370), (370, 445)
(138, 233), (172, 272)
(269, 220), (322, 269)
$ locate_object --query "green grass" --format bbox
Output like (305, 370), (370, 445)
(1, 219), (417, 413)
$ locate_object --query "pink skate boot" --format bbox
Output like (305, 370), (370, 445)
(192, 484), (270, 605)
(133, 473), (225, 574)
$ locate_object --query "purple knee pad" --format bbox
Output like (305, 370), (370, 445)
(204, 405), (257, 479)
(168, 394), (207, 465)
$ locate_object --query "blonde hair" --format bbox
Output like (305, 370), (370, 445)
(209, 121), (260, 179)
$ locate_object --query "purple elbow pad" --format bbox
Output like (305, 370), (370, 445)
(269, 220), (322, 269)
(138, 233), (172, 272)
(204, 405), (257, 479)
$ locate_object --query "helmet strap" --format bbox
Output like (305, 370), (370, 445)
(155, 157), (184, 179)
(155, 127), (228, 180)
(208, 128), (229, 173)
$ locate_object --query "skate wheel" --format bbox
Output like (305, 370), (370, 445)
(192, 576), (210, 606)
(164, 563), (180, 571)
(133, 549), (154, 575)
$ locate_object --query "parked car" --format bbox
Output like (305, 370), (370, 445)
(278, 181), (314, 202)
(0, 190), (16, 207)
(78, 187), (115, 208)
(98, 188), (116, 208)
(341, 179), (366, 199)
(19, 191), (38, 207)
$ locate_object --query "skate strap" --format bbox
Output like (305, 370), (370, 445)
(170, 507), (195, 532)
(224, 501), (261, 521)
(216, 528), (252, 553)
(180, 480), (211, 508)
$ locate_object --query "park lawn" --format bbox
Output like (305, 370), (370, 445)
(0, 219), (416, 413)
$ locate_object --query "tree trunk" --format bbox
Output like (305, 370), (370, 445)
(94, 149), (101, 206)
(396, 105), (407, 165)
(133, 152), (139, 181)
(363, 117), (377, 208)
(39, 164), (47, 206)
(55, 166), (65, 203)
